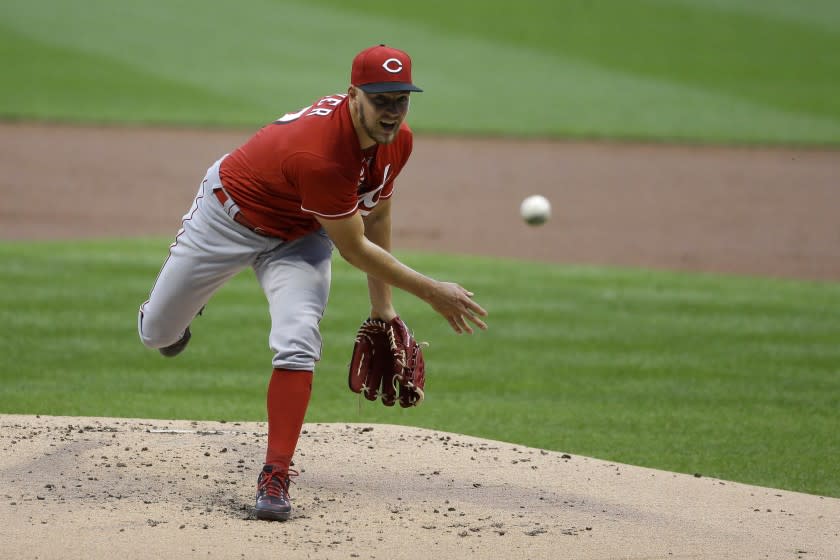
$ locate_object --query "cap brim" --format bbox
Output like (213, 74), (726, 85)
(357, 82), (423, 93)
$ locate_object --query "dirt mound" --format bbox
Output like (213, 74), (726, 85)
(2, 414), (837, 559)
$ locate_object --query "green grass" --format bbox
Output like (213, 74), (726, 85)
(1, 239), (839, 497)
(2, 0), (840, 144)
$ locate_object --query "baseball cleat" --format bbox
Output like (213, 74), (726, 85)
(158, 327), (191, 357)
(255, 464), (298, 521)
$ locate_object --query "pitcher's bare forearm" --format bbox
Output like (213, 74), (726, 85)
(362, 200), (396, 321)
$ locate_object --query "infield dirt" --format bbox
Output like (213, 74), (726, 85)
(1, 123), (839, 559)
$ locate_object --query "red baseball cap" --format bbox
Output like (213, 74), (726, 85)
(351, 44), (423, 93)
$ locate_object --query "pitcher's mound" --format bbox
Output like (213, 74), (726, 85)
(1, 414), (837, 559)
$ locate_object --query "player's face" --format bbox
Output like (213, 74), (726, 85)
(355, 90), (411, 145)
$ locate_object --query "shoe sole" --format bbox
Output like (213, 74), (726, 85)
(255, 507), (291, 521)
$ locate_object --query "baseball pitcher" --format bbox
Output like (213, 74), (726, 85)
(138, 44), (488, 521)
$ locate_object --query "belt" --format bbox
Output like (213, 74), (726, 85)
(213, 188), (268, 236)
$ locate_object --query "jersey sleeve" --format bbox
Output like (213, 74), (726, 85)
(284, 152), (359, 219)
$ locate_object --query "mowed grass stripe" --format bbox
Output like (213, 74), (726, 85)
(0, 24), (258, 126)
(2, 0), (840, 143)
(320, 0), (840, 143)
(1, 239), (838, 497)
(352, 0), (840, 119)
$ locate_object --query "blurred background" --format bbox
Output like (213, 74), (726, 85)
(2, 0), (839, 144)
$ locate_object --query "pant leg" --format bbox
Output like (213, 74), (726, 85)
(254, 228), (334, 371)
(138, 158), (280, 349)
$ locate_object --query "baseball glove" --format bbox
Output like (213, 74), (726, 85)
(348, 316), (425, 407)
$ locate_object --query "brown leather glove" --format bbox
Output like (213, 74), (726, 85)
(348, 316), (425, 407)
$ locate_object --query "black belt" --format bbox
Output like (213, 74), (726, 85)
(213, 189), (268, 236)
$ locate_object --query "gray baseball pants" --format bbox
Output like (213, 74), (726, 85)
(138, 157), (334, 371)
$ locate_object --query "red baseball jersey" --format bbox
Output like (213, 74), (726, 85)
(219, 93), (413, 240)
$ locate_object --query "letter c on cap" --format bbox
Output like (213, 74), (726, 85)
(382, 58), (403, 73)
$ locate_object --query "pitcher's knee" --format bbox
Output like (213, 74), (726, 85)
(268, 317), (323, 370)
(138, 309), (185, 349)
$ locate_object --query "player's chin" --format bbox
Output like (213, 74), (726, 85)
(376, 122), (399, 144)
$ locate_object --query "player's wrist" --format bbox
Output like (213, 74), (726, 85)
(370, 305), (397, 321)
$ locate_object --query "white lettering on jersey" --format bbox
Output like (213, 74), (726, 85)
(318, 95), (344, 107)
(307, 107), (332, 116)
(274, 94), (348, 123)
(276, 105), (311, 123)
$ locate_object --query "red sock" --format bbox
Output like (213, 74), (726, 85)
(265, 368), (313, 469)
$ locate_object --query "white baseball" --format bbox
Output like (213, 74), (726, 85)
(520, 195), (551, 226)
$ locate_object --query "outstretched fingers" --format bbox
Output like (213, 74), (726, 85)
(464, 291), (488, 324)
(447, 315), (465, 335)
(431, 282), (489, 334)
(450, 289), (488, 335)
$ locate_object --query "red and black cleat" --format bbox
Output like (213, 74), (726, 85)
(255, 464), (298, 521)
